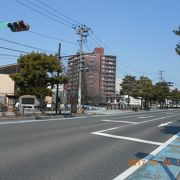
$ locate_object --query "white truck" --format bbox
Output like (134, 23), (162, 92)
(18, 95), (39, 114)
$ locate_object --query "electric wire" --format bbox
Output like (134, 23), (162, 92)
(28, 30), (77, 44)
(0, 46), (29, 54)
(4, 1), (166, 84)
(14, 0), (72, 28)
(0, 53), (19, 57)
(89, 31), (157, 76)
(90, 31), (114, 54)
(164, 72), (180, 86)
(0, 1), (76, 44)
(34, 0), (80, 25)
(24, 0), (74, 26)
(0, 37), (56, 53)
(89, 35), (146, 75)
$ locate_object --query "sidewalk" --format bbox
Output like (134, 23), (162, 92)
(123, 132), (180, 180)
(0, 108), (170, 120)
(0, 111), (64, 121)
(0, 109), (131, 117)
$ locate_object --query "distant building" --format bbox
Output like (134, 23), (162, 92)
(68, 47), (116, 105)
(115, 78), (122, 95)
(0, 63), (18, 74)
(0, 64), (17, 108)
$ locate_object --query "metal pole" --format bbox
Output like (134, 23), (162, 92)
(55, 43), (61, 114)
(159, 70), (164, 82)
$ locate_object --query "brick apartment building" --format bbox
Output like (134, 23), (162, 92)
(68, 47), (116, 105)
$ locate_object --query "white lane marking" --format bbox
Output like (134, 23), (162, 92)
(98, 116), (174, 134)
(158, 121), (172, 127)
(92, 132), (163, 146)
(111, 115), (140, 119)
(138, 116), (153, 119)
(113, 131), (180, 180)
(0, 116), (87, 125)
(101, 120), (139, 124)
(96, 124), (136, 134)
(93, 116), (175, 135)
(139, 115), (173, 124)
(96, 127), (120, 133)
(166, 112), (173, 115)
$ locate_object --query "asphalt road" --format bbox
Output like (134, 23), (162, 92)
(0, 109), (179, 180)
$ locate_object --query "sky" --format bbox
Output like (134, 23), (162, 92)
(0, 0), (180, 88)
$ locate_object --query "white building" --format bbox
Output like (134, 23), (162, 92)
(115, 77), (122, 95)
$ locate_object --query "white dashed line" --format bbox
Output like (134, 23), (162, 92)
(158, 121), (172, 127)
(101, 120), (139, 124)
(138, 116), (154, 119)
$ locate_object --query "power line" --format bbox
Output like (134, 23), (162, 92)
(24, 0), (74, 26)
(84, 43), (92, 53)
(0, 37), (56, 53)
(90, 31), (114, 54)
(0, 46), (29, 54)
(89, 31), (157, 76)
(0, 47), (70, 60)
(0, 53), (19, 57)
(14, 0), (72, 28)
(34, 0), (80, 25)
(12, 0), (157, 78)
(28, 30), (77, 44)
(88, 35), (103, 49)
(88, 35), (156, 78)
(0, 1), (76, 42)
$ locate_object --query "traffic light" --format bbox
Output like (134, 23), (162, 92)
(7, 20), (30, 32)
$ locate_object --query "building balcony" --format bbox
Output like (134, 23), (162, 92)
(103, 78), (115, 82)
(103, 83), (115, 87)
(103, 74), (116, 78)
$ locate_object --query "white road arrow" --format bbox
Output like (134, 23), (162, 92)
(158, 121), (172, 127)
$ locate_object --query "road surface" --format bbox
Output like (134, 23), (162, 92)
(0, 109), (179, 180)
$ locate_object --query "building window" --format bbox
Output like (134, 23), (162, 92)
(0, 96), (5, 103)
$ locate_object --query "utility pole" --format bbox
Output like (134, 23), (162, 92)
(55, 43), (61, 114)
(159, 70), (164, 82)
(74, 25), (90, 113)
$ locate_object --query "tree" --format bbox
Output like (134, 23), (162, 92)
(136, 76), (153, 109)
(153, 81), (170, 108)
(120, 75), (137, 107)
(10, 52), (68, 103)
(173, 26), (180, 55)
(169, 88), (180, 107)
